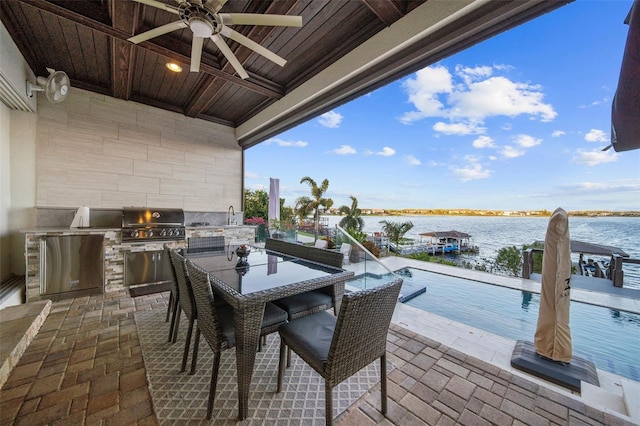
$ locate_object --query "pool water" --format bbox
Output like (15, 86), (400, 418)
(348, 268), (640, 381)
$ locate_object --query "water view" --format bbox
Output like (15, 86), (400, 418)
(327, 215), (640, 289)
(397, 268), (640, 382)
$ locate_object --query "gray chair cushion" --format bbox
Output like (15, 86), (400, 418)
(279, 310), (336, 371)
(274, 291), (332, 317)
(263, 302), (289, 328)
(216, 302), (287, 348)
(216, 304), (236, 347)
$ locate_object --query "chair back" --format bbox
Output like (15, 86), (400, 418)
(169, 249), (196, 321)
(303, 247), (343, 268)
(339, 243), (351, 258)
(325, 278), (403, 385)
(185, 260), (226, 350)
(265, 238), (343, 268)
(265, 238), (301, 257)
(164, 244), (179, 298)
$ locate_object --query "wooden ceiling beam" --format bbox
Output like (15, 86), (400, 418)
(184, 0), (299, 118)
(110, 0), (136, 100)
(12, 0), (285, 100)
(361, 0), (406, 27)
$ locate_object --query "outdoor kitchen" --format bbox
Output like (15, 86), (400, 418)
(22, 206), (255, 302)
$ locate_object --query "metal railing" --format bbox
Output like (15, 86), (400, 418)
(522, 248), (640, 288)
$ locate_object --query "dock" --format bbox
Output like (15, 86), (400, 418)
(381, 230), (479, 256)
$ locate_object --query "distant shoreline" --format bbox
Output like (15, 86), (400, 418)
(341, 210), (640, 218)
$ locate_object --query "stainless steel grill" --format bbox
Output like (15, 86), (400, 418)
(121, 207), (185, 242)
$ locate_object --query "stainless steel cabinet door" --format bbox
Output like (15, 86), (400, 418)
(124, 250), (172, 286)
(41, 235), (104, 295)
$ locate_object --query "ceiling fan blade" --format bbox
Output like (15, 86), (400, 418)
(128, 20), (187, 44)
(219, 13), (302, 27)
(203, 0), (228, 14)
(132, 0), (180, 15)
(220, 26), (287, 67)
(211, 34), (249, 79)
(190, 36), (204, 72)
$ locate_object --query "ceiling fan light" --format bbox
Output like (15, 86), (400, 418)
(166, 62), (183, 72)
(190, 17), (214, 38)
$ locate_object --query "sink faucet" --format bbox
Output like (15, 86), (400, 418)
(228, 205), (235, 225)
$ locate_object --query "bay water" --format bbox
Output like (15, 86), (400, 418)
(325, 215), (640, 289)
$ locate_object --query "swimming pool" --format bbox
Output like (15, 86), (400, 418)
(348, 268), (640, 381)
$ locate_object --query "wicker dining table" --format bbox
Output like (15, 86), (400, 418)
(185, 245), (355, 420)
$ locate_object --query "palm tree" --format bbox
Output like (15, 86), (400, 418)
(379, 220), (414, 251)
(338, 195), (365, 232)
(295, 177), (333, 240)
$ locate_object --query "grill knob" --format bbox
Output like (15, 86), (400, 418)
(147, 229), (154, 237)
(130, 230), (139, 238)
(160, 229), (167, 237)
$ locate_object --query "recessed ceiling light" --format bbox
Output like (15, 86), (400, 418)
(166, 62), (182, 73)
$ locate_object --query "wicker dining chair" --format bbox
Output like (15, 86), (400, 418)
(168, 249), (200, 373)
(266, 238), (342, 322)
(277, 278), (403, 426)
(163, 244), (180, 343)
(185, 259), (288, 419)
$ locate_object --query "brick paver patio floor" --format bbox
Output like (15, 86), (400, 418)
(0, 290), (634, 425)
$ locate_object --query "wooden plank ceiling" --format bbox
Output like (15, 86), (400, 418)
(0, 0), (424, 127)
(2, 0), (584, 149)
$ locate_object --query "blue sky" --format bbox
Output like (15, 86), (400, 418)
(245, 0), (640, 212)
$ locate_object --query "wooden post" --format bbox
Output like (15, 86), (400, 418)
(611, 254), (624, 287)
(522, 249), (534, 279)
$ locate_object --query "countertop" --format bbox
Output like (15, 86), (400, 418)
(21, 227), (120, 233)
(21, 225), (256, 233)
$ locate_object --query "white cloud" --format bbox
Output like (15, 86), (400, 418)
(375, 147), (396, 156)
(552, 130), (566, 137)
(579, 96), (610, 108)
(455, 65), (493, 85)
(572, 149), (618, 166)
(500, 145), (526, 158)
(472, 135), (495, 149)
(399, 66), (452, 124)
(433, 121), (485, 135)
(265, 137), (308, 147)
(565, 179), (639, 193)
(332, 145), (357, 155)
(318, 111), (343, 128)
(514, 134), (542, 148)
(400, 64), (557, 129)
(244, 171), (259, 179)
(406, 155), (421, 166)
(449, 76), (557, 122)
(584, 129), (608, 143)
(450, 163), (491, 182)
(246, 183), (266, 191)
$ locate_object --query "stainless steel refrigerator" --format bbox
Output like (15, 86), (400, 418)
(40, 235), (104, 296)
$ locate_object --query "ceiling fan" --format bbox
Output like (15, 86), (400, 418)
(128, 0), (302, 78)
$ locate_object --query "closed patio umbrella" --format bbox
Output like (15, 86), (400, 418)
(268, 177), (280, 223)
(534, 207), (572, 362)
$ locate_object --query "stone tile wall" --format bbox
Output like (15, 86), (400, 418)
(35, 88), (241, 211)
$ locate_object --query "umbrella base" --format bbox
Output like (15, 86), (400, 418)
(511, 340), (599, 392)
